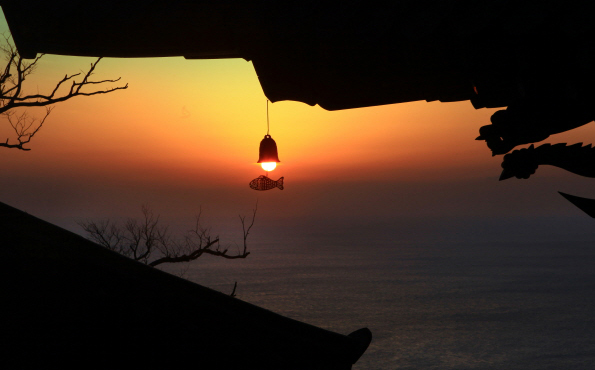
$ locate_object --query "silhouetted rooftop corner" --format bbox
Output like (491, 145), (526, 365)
(0, 200), (371, 368)
(4, 1), (595, 111)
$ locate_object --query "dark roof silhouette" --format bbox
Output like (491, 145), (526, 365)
(1, 201), (370, 368)
(559, 192), (595, 218)
(3, 1), (595, 110)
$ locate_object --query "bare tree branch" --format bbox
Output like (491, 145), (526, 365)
(239, 200), (257, 257)
(1, 106), (53, 150)
(230, 281), (238, 298)
(79, 203), (257, 269)
(0, 36), (127, 150)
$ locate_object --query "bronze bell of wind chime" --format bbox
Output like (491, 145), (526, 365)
(250, 101), (284, 191)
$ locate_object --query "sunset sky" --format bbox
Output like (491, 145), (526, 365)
(2, 10), (595, 245)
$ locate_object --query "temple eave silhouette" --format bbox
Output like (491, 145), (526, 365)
(3, 1), (595, 111)
(1, 201), (370, 368)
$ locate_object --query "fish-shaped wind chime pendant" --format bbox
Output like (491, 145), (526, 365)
(250, 175), (284, 191)
(250, 101), (284, 191)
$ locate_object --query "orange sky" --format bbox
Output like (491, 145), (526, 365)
(2, 10), (595, 243)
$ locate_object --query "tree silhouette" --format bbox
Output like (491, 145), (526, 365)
(79, 204), (256, 296)
(0, 37), (127, 150)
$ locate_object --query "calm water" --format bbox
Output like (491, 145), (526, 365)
(165, 240), (595, 370)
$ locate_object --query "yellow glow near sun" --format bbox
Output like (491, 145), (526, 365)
(261, 162), (277, 171)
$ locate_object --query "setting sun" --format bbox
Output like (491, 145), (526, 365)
(260, 162), (277, 171)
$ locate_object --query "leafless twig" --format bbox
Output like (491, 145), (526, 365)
(0, 36), (127, 150)
(79, 203), (258, 269)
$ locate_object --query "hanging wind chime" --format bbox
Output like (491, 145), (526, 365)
(249, 100), (284, 191)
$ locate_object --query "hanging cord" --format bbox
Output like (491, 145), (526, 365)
(265, 99), (270, 177)
(266, 99), (270, 136)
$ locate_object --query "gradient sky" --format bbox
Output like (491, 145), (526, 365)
(2, 9), (595, 246)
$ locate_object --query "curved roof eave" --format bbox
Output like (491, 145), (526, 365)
(1, 200), (371, 368)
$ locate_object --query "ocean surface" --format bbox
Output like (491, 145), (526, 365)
(164, 239), (595, 370)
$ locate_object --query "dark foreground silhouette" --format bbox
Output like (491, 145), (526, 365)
(0, 201), (370, 368)
(3, 1), (595, 112)
(559, 192), (595, 219)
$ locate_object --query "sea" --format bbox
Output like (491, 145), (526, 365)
(163, 239), (595, 370)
